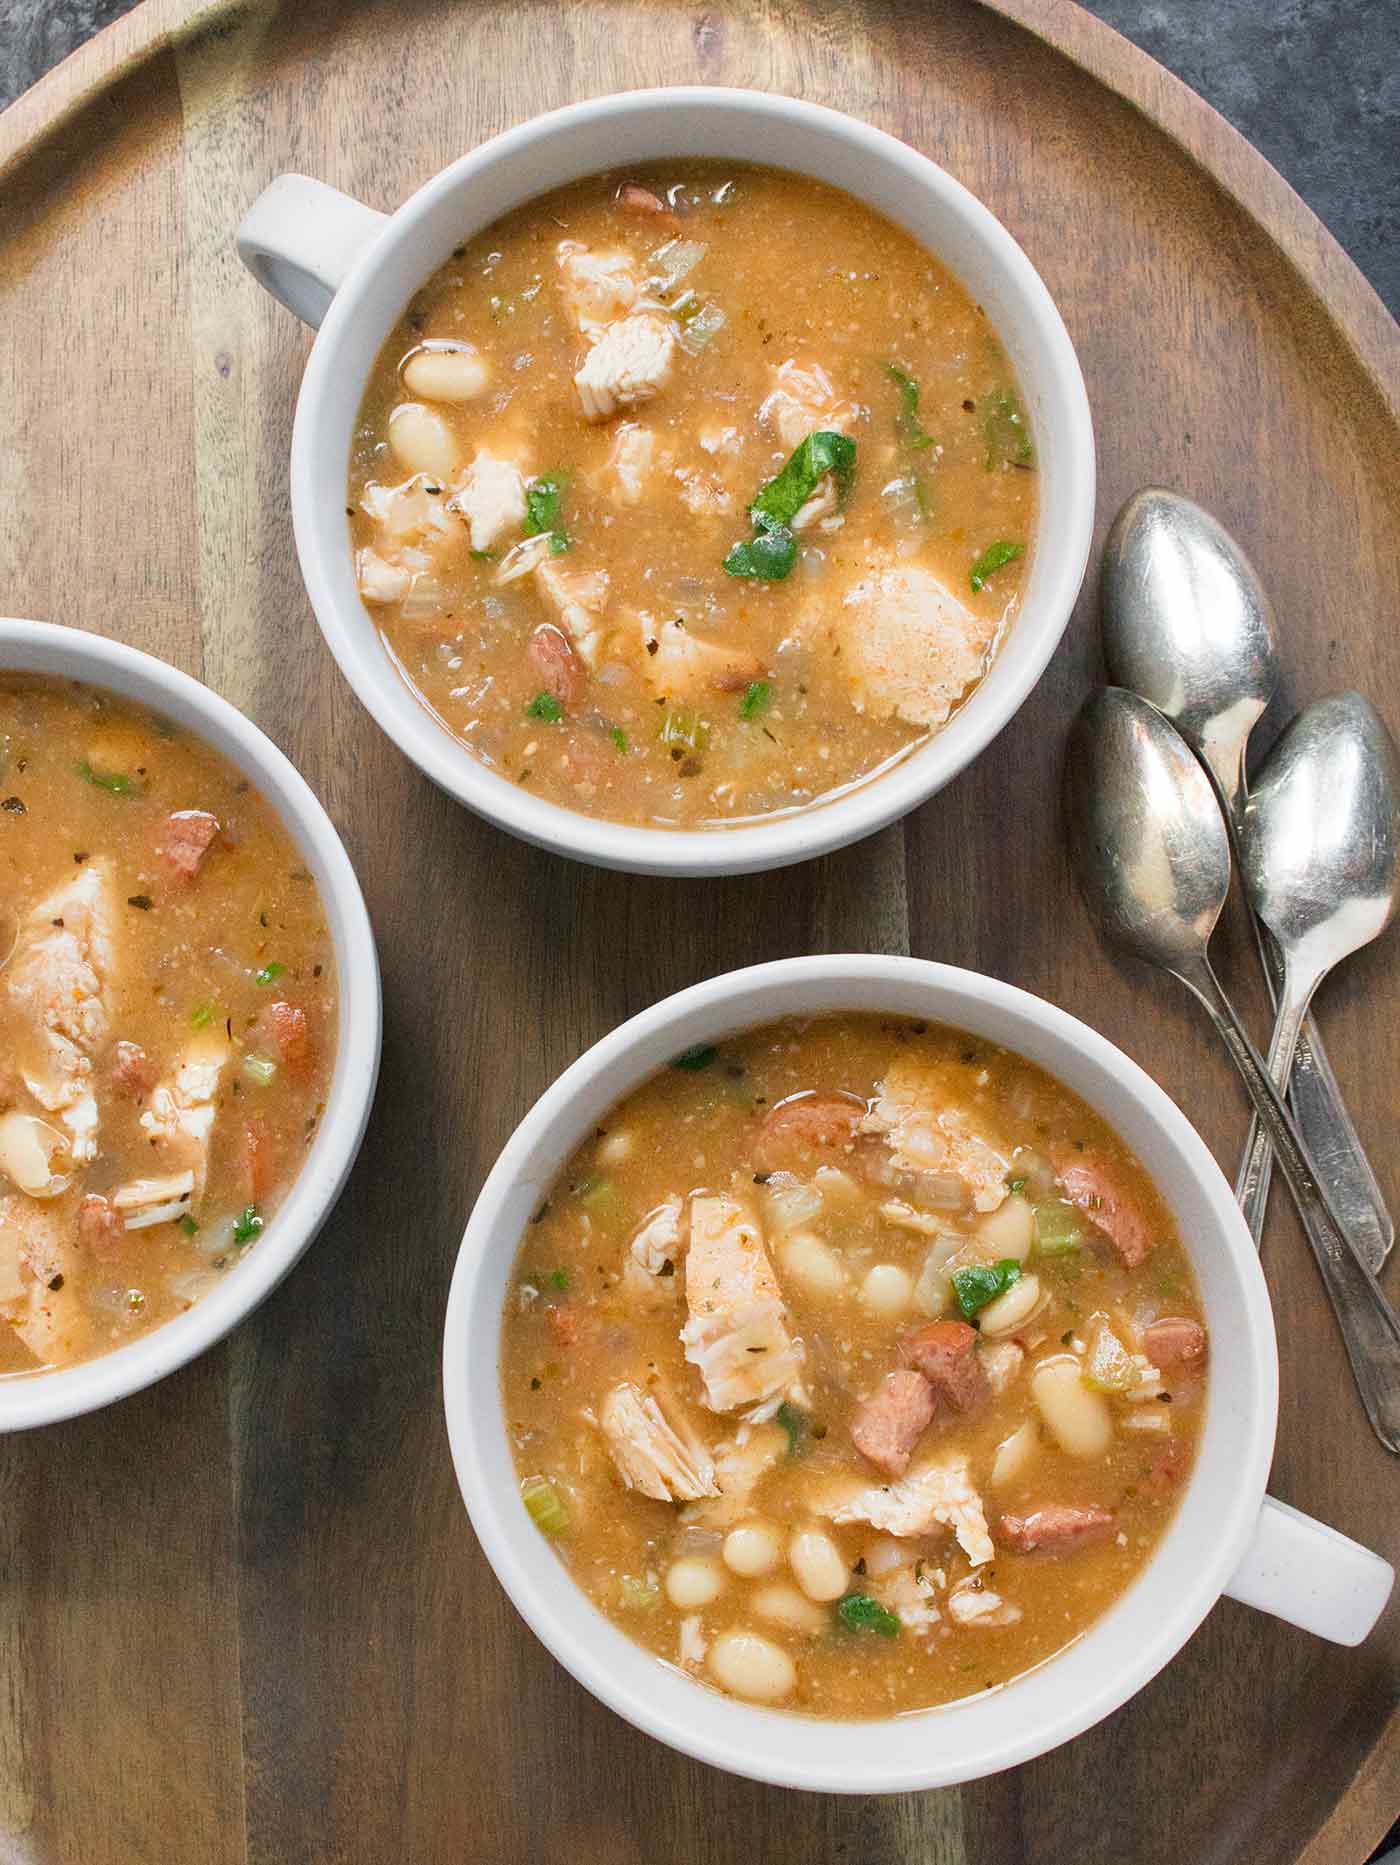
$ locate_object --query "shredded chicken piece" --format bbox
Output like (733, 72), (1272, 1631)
(604, 423), (658, 505)
(826, 1454), (995, 1565)
(680, 1421), (786, 1529)
(138, 1034), (229, 1202)
(640, 615), (763, 700)
(790, 475), (838, 532)
(111, 1170), (197, 1231)
(447, 450), (528, 554)
(877, 1564), (942, 1638)
(556, 240), (643, 339)
(979, 1340), (1026, 1397)
(4, 861), (115, 1165)
(356, 547), (411, 604)
(0, 1193), (91, 1367)
(598, 1381), (717, 1502)
(630, 1196), (685, 1274)
(861, 1057), (1008, 1212)
(681, 1194), (804, 1412)
(674, 468), (733, 517)
(948, 1576), (1023, 1627)
(575, 313), (677, 422)
(535, 560), (610, 669)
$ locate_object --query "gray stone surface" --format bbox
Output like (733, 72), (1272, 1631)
(0, 0), (1396, 315)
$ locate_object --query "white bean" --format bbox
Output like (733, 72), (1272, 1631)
(978, 1272), (1043, 1338)
(401, 343), (490, 402)
(751, 1584), (828, 1635)
(859, 1263), (914, 1319)
(976, 1193), (1035, 1263)
(788, 1528), (848, 1602)
(665, 1556), (725, 1609)
(913, 1234), (962, 1316)
(723, 1521), (782, 1579)
(779, 1230), (848, 1300)
(387, 401), (460, 477)
(990, 1417), (1039, 1488)
(708, 1629), (797, 1702)
(1031, 1354), (1113, 1458)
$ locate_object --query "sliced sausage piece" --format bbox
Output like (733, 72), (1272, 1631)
(999, 1503), (1115, 1554)
(243, 1117), (278, 1203)
(156, 810), (221, 881)
(899, 1319), (989, 1413)
(850, 1368), (936, 1477)
(546, 1304), (580, 1350)
(616, 182), (677, 227)
(77, 1193), (124, 1256)
(1058, 1156), (1154, 1268)
(1142, 1316), (1207, 1367)
(750, 1092), (865, 1175)
(111, 1040), (155, 1098)
(527, 624), (584, 707)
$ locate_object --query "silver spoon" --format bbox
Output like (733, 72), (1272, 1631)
(1101, 488), (1392, 1264)
(1237, 694), (1400, 1222)
(1064, 687), (1400, 1452)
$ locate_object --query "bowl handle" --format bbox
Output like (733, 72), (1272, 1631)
(1223, 1494), (1394, 1645)
(237, 175), (388, 329)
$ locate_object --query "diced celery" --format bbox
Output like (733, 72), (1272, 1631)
(242, 1053), (278, 1085)
(520, 1475), (569, 1536)
(1034, 1198), (1083, 1256)
(658, 705), (711, 754)
(1084, 1319), (1135, 1393)
(619, 1573), (659, 1610)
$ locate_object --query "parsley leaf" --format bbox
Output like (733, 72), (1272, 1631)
(724, 431), (855, 582)
(739, 680), (772, 720)
(950, 1257), (1022, 1319)
(969, 540), (1024, 592)
(524, 473), (571, 554)
(525, 692), (564, 723)
(884, 362), (934, 450)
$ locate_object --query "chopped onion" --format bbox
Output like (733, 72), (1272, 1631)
(494, 533), (553, 585)
(170, 1268), (221, 1305)
(679, 301), (726, 354)
(648, 237), (708, 291)
(761, 1172), (823, 1233)
(399, 576), (449, 624)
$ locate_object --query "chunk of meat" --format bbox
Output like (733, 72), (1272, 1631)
(850, 1368), (937, 1477)
(598, 1380), (717, 1502)
(750, 1093), (865, 1175)
(979, 1339), (1026, 1397)
(947, 1576), (1023, 1627)
(0, 1193), (91, 1367)
(0, 1110), (71, 1198)
(112, 1170), (197, 1231)
(138, 1033), (229, 1201)
(899, 1319), (989, 1412)
(1141, 1316), (1207, 1366)
(575, 312), (677, 422)
(828, 1454), (994, 1565)
(546, 1303), (580, 1349)
(809, 559), (995, 730)
(604, 423), (658, 505)
(243, 1116), (278, 1203)
(1058, 1156), (1155, 1268)
(674, 468), (733, 517)
(877, 1564), (942, 1639)
(860, 1056), (1007, 1212)
(535, 560), (610, 669)
(681, 1193), (803, 1412)
(629, 1196), (685, 1275)
(447, 449), (528, 554)
(680, 1421), (785, 1528)
(266, 1001), (312, 1079)
(616, 182), (677, 225)
(4, 860), (114, 1164)
(356, 546), (412, 605)
(527, 625), (584, 707)
(759, 358), (855, 451)
(641, 615), (763, 700)
(998, 1503), (1115, 1554)
(790, 474), (838, 533)
(155, 810), (221, 881)
(556, 240), (642, 339)
(78, 1192), (124, 1256)
(111, 1041), (155, 1098)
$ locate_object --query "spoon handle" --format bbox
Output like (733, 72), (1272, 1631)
(1178, 954), (1400, 1454)
(1235, 918), (1393, 1265)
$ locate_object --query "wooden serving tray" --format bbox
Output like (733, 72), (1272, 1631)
(1, 2), (1397, 1859)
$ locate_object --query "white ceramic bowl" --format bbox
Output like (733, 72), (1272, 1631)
(238, 87), (1096, 876)
(443, 955), (1393, 1792)
(0, 618), (382, 1430)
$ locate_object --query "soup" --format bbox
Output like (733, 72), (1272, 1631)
(349, 162), (1037, 829)
(500, 1016), (1206, 1717)
(0, 676), (337, 1372)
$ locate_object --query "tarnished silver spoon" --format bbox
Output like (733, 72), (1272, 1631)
(1064, 687), (1400, 1452)
(1236, 694), (1400, 1224)
(1101, 488), (1392, 1264)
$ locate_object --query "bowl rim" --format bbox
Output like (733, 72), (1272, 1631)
(0, 616), (382, 1430)
(288, 85), (1096, 876)
(442, 953), (1278, 1792)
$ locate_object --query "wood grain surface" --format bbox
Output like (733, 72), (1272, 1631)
(1, 1), (1398, 1859)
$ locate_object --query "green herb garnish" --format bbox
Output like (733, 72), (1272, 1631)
(190, 1001), (218, 1030)
(836, 1592), (900, 1637)
(950, 1257), (1022, 1320)
(76, 759), (138, 796)
(255, 962), (285, 985)
(724, 431), (856, 582)
(179, 1214), (200, 1238)
(884, 362), (934, 450)
(672, 1043), (718, 1071)
(232, 1205), (263, 1245)
(776, 1399), (809, 1457)
(969, 540), (1024, 592)
(739, 680), (772, 720)
(469, 547), (496, 562)
(982, 388), (1033, 469)
(548, 1267), (570, 1291)
(525, 692), (564, 723)
(610, 727), (629, 753)
(524, 473), (571, 554)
